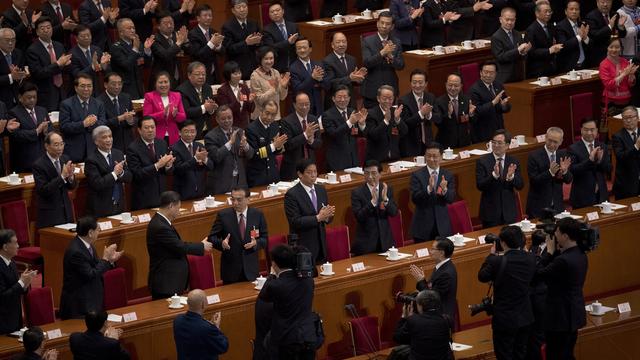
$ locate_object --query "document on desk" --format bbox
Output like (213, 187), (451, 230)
(451, 342), (472, 351)
(54, 223), (76, 230)
(468, 149), (490, 156)
(344, 167), (365, 175)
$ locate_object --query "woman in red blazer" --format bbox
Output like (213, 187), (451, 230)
(143, 71), (187, 145)
(215, 61), (255, 129)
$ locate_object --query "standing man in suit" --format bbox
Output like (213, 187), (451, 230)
(77, 0), (117, 51)
(9, 82), (51, 172)
(32, 131), (76, 229)
(187, 5), (224, 85)
(478, 225), (536, 360)
(110, 18), (154, 100)
(556, 1), (591, 73)
(119, 0), (157, 41)
(284, 160), (335, 265)
(262, 2), (299, 73)
(84, 126), (132, 217)
(280, 92), (322, 180)
(322, 32), (366, 110)
(222, 0), (262, 81)
(147, 191), (213, 299)
(171, 120), (212, 200)
(469, 61), (512, 143)
(40, 0), (76, 49)
(526, 2), (563, 78)
(289, 38), (325, 116)
(434, 74), (475, 149)
(177, 62), (216, 139)
(612, 105), (640, 199)
(98, 72), (137, 152)
(567, 118), (611, 209)
(126, 116), (175, 210)
(59, 216), (123, 319)
(151, 11), (190, 88)
(476, 129), (524, 227)
(399, 69), (439, 157)
(526, 127), (573, 219)
(69, 25), (111, 94)
(1, 0), (38, 53)
(351, 160), (398, 255)
(585, 0), (627, 67)
(205, 105), (253, 195)
(0, 28), (28, 109)
(420, 0), (457, 48)
(447, 0), (493, 43)
(390, 0), (423, 51)
(361, 11), (405, 109)
(208, 187), (268, 284)
(491, 7), (531, 84)
(70, 311), (130, 360)
(246, 100), (287, 187)
(0, 229), (37, 335)
(365, 85), (408, 162)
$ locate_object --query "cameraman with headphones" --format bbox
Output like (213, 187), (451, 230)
(477, 225), (536, 360)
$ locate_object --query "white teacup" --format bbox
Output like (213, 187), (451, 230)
(453, 233), (464, 245)
(332, 14), (344, 24)
(121, 212), (132, 222)
(8, 172), (20, 184)
(256, 276), (267, 288)
(48, 111), (60, 123)
(601, 201), (613, 213)
(461, 40), (473, 49)
(320, 262), (333, 274)
(538, 76), (549, 85)
(205, 195), (216, 207)
(170, 294), (181, 308)
(414, 156), (425, 165)
(433, 45), (444, 54)
(569, 70), (578, 80)
(486, 141), (493, 152)
(268, 183), (279, 192)
(327, 172), (337, 183)
(521, 219), (532, 231)
(444, 148), (454, 159)
(591, 301), (602, 314)
(559, 210), (571, 218)
(361, 9), (372, 19)
(516, 135), (526, 145)
(388, 247), (399, 260)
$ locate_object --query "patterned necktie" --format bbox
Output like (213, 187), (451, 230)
(147, 142), (156, 159)
(5, 54), (11, 66)
(306, 62), (312, 74)
(550, 152), (556, 164)
(342, 110), (348, 121)
(632, 131), (638, 143)
(238, 213), (246, 240)
(85, 49), (92, 63)
(30, 110), (37, 125)
(88, 245), (94, 258)
(451, 98), (458, 118)
(497, 158), (504, 178)
(278, 23), (287, 39)
(48, 44), (63, 87)
(310, 188), (318, 212)
(56, 6), (64, 23)
(489, 84), (496, 97)
(54, 159), (61, 175)
(113, 97), (120, 115)
(82, 101), (88, 115)
(507, 30), (514, 46)
(341, 56), (348, 71)
(188, 143), (193, 156)
(572, 24), (585, 64)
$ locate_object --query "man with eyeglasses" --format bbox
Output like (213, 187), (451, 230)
(526, 1), (563, 78)
(612, 105), (640, 199)
(469, 61), (511, 143)
(177, 61), (216, 138)
(1, 0), (40, 53)
(280, 92), (321, 181)
(171, 119), (212, 200)
(0, 28), (27, 108)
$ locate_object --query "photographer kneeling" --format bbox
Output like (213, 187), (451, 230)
(393, 290), (454, 360)
(477, 225), (536, 360)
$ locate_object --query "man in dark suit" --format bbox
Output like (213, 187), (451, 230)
(434, 74), (475, 149)
(246, 100), (287, 187)
(172, 120), (213, 200)
(70, 311), (130, 360)
(40, 0), (76, 49)
(262, 2), (299, 73)
(177, 62), (216, 139)
(0, 229), (37, 335)
(222, 0), (262, 81)
(1, 0), (36, 53)
(27, 17), (72, 112)
(151, 11), (190, 88)
(478, 225), (536, 360)
(350, 160), (398, 256)
(174, 289), (228, 359)
(208, 187), (268, 284)
(447, 0), (492, 44)
(289, 38), (326, 116)
(612, 106), (640, 199)
(410, 142), (455, 242)
(0, 28), (27, 108)
(526, 127), (573, 219)
(147, 191), (213, 299)
(280, 92), (322, 180)
(119, 0), (157, 41)
(526, 2), (564, 78)
(9, 82), (51, 172)
(420, 0), (454, 48)
(469, 61), (512, 143)
(284, 160), (335, 265)
(365, 85), (408, 162)
(59, 216), (122, 319)
(361, 11), (405, 109)
(60, 73), (107, 162)
(77, 0), (117, 51)
(98, 72), (137, 152)
(188, 5), (224, 85)
(585, 0), (627, 67)
(491, 7), (531, 84)
(126, 116), (175, 210)
(163, 0), (196, 29)
(476, 130), (524, 227)
(18, 326), (59, 360)
(567, 118), (611, 209)
(110, 18), (153, 100)
(556, 1), (591, 73)
(84, 126), (132, 217)
(399, 69), (439, 157)
(253, 297), (274, 360)
(33, 131), (76, 229)
(69, 25), (111, 94)
(322, 32), (365, 110)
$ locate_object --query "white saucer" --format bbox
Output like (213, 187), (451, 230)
(120, 220), (135, 224)
(254, 286), (264, 290)
(453, 242), (465, 247)
(169, 304), (184, 309)
(589, 310), (606, 316)
(8, 181), (21, 186)
(319, 271), (335, 276)
(386, 256), (403, 261)
(326, 181), (339, 185)
(600, 210), (614, 214)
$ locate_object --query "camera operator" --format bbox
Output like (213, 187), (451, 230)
(258, 244), (317, 360)
(525, 230), (548, 360)
(393, 290), (454, 360)
(478, 225), (536, 360)
(536, 217), (589, 360)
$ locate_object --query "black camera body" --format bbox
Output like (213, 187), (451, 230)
(395, 291), (419, 313)
(287, 234), (315, 278)
(484, 233), (502, 252)
(469, 296), (494, 316)
(534, 209), (601, 253)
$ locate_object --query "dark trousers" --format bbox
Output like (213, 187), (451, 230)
(492, 325), (530, 360)
(545, 330), (578, 360)
(274, 342), (316, 360)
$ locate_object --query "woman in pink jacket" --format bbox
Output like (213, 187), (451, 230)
(143, 71), (187, 145)
(599, 38), (639, 116)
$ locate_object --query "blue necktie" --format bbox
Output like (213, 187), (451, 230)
(306, 62), (312, 74)
(85, 49), (91, 63)
(5, 54), (11, 66)
(573, 24), (585, 64)
(278, 23), (287, 40)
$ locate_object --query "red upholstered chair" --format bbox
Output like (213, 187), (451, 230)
(447, 200), (473, 234)
(325, 225), (351, 262)
(458, 62), (480, 93)
(388, 209), (405, 247)
(570, 93), (593, 141)
(103, 268), (128, 310)
(25, 286), (56, 326)
(0, 200), (43, 278)
(310, 0), (320, 19)
(187, 254), (217, 290)
(348, 316), (382, 356)
(261, 1), (272, 26)
(357, 137), (367, 167)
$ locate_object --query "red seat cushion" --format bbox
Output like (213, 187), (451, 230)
(15, 247), (43, 264)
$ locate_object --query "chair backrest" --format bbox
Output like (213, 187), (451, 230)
(0, 200), (30, 247)
(187, 254), (216, 290)
(325, 225), (351, 262)
(515, 191), (524, 222)
(447, 200), (473, 234)
(570, 92), (593, 141)
(25, 286), (56, 326)
(357, 137), (367, 168)
(266, 234), (288, 268)
(103, 268), (128, 310)
(261, 1), (272, 27)
(349, 316), (381, 356)
(458, 62), (480, 93)
(388, 209), (405, 247)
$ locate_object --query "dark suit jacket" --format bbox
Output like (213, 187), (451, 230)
(59, 96), (107, 162)
(162, 0), (194, 28)
(262, 21), (299, 73)
(420, 0), (450, 48)
(283, 0), (312, 22)
(187, 26), (223, 85)
(434, 94), (474, 149)
(410, 167), (455, 240)
(390, 0), (421, 47)
(26, 40), (66, 111)
(468, 80), (511, 143)
(491, 27), (526, 84)
(70, 45), (109, 93)
(280, 113), (322, 180)
(526, 20), (558, 78)
(356, 0), (384, 11)
(0, 7), (34, 53)
(253, 297), (273, 360)
(322, 52), (358, 109)
(567, 140), (611, 209)
(321, 0), (346, 17)
(78, 0), (113, 50)
(417, 259), (458, 321)
(177, 80), (214, 137)
(284, 183), (331, 263)
(97, 91), (136, 152)
(150, 31), (189, 87)
(289, 58), (326, 116)
(84, 148), (132, 217)
(222, 19), (261, 81)
(40, 1), (74, 48)
(110, 39), (148, 100)
(322, 106), (363, 171)
(171, 140), (213, 200)
(59, 236), (113, 319)
(208, 207), (268, 284)
(612, 128), (640, 199)
(173, 311), (229, 359)
(8, 105), (50, 172)
(526, 147), (573, 219)
(476, 153), (524, 225)
(0, 259), (25, 335)
(478, 250), (536, 331)
(70, 330), (130, 360)
(393, 312), (453, 360)
(204, 126), (254, 195)
(446, 0), (476, 44)
(556, 18), (590, 73)
(350, 183), (398, 255)
(245, 118), (282, 187)
(32, 153), (76, 228)
(0, 48), (25, 108)
(365, 105), (408, 162)
(585, 9), (627, 67)
(119, 0), (155, 40)
(399, 91), (440, 157)
(215, 82), (255, 129)
(147, 213), (205, 297)
(126, 138), (171, 210)
(361, 34), (404, 101)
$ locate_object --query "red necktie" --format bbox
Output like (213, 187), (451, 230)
(48, 44), (63, 87)
(56, 6), (64, 23)
(238, 213), (246, 241)
(147, 142), (156, 159)
(30, 110), (37, 125)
